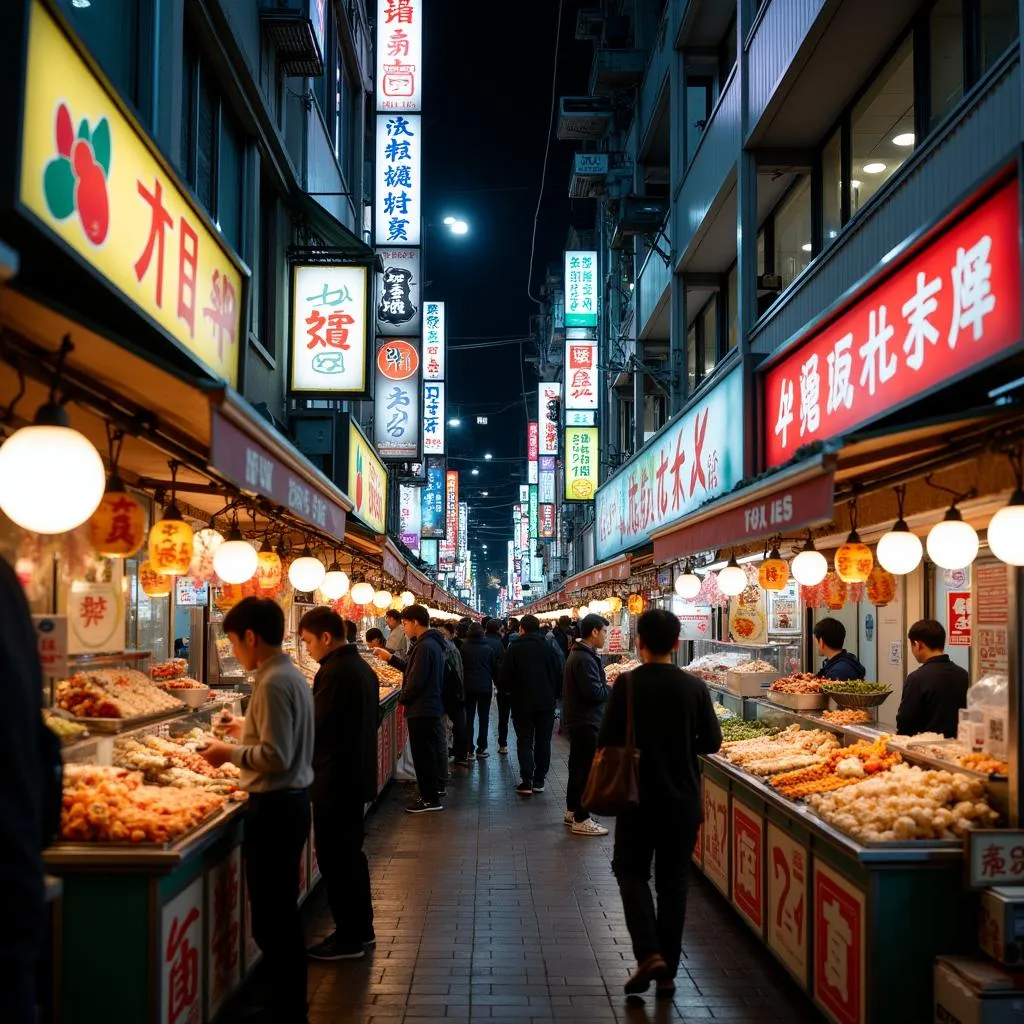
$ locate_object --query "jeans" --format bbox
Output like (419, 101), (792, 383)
(464, 690), (492, 750)
(450, 703), (469, 762)
(512, 708), (555, 786)
(612, 812), (700, 978)
(566, 725), (599, 822)
(313, 799), (373, 944)
(244, 789), (311, 1023)
(407, 716), (446, 802)
(496, 692), (512, 747)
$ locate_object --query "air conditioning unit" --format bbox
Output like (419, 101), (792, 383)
(575, 8), (605, 41)
(610, 196), (668, 248)
(590, 48), (647, 95)
(557, 96), (614, 141)
(569, 152), (609, 199)
(260, 0), (325, 77)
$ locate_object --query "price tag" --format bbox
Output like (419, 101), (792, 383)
(32, 614), (68, 678)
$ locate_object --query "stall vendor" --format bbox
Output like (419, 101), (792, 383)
(896, 619), (969, 738)
(813, 618), (866, 681)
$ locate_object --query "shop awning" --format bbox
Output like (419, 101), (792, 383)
(563, 554), (632, 594)
(295, 192), (376, 262)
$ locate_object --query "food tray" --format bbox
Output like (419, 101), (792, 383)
(725, 669), (779, 697)
(64, 707), (185, 734)
(827, 690), (892, 709)
(768, 690), (829, 710)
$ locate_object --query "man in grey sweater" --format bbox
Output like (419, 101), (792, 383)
(202, 597), (314, 1024)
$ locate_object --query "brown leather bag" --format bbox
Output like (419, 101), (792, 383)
(582, 675), (640, 816)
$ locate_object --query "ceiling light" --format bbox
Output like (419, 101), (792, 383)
(214, 527), (258, 585)
(892, 132), (915, 147)
(927, 507), (979, 570)
(801, 243), (812, 253)
(863, 162), (887, 174)
(320, 561), (351, 599)
(450, 220), (469, 235)
(400, 590), (416, 606)
(876, 486), (923, 575)
(850, 180), (862, 189)
(373, 589), (394, 610)
(791, 532), (828, 587)
(481, 491), (489, 496)
(288, 546), (327, 592)
(716, 555), (748, 597)
(351, 581), (375, 605)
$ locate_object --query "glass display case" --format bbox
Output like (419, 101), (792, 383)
(207, 619), (251, 688)
(688, 638), (803, 720)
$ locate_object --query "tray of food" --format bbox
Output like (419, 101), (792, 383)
(770, 690), (830, 710)
(56, 668), (184, 730)
(821, 681), (893, 708)
(43, 708), (90, 745)
(151, 658), (189, 682)
(820, 708), (873, 725)
(725, 659), (779, 697)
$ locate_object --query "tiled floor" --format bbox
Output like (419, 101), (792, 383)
(229, 725), (822, 1023)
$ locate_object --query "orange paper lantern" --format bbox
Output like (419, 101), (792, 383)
(626, 594), (644, 615)
(866, 565), (897, 607)
(149, 510), (194, 576)
(88, 481), (147, 557)
(758, 549), (790, 591)
(824, 571), (848, 610)
(835, 531), (874, 583)
(139, 560), (171, 597)
(256, 546), (283, 593)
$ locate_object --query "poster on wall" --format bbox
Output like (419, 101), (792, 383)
(975, 560), (1009, 676)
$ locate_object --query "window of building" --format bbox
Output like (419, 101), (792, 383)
(312, 9), (355, 186)
(57, 0), (139, 105)
(686, 77), (713, 166)
(726, 263), (738, 351)
(930, 0), (964, 128)
(774, 178), (812, 288)
(686, 324), (697, 393)
(980, 0), (1019, 74)
(822, 126), (842, 247)
(719, 13), (737, 84)
(701, 297), (718, 378)
(257, 179), (277, 357)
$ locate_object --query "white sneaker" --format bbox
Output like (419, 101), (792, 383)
(571, 818), (609, 836)
(563, 810), (575, 826)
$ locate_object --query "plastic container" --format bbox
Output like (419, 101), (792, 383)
(768, 690), (829, 711)
(725, 669), (778, 697)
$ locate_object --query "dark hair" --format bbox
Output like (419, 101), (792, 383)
(485, 618), (501, 635)
(813, 617), (847, 650)
(298, 606), (346, 639)
(637, 609), (680, 656)
(579, 613), (609, 639)
(365, 627), (385, 645)
(507, 617), (520, 632)
(385, 608), (401, 624)
(521, 614), (540, 633)
(440, 622), (456, 636)
(401, 603), (430, 627)
(909, 618), (946, 650)
(346, 619), (357, 643)
(557, 615), (572, 631)
(222, 597), (285, 646)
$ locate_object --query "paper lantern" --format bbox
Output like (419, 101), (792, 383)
(190, 526), (224, 583)
(351, 581), (375, 605)
(792, 535), (828, 586)
(866, 565), (896, 607)
(213, 579), (260, 610)
(626, 594), (644, 615)
(717, 557), (747, 597)
(835, 531), (874, 583)
(148, 511), (194, 576)
(823, 571), (848, 610)
(759, 549), (790, 591)
(288, 547), (326, 592)
(88, 484), (147, 557)
(400, 590), (415, 606)
(373, 589), (393, 610)
(256, 541), (283, 592)
(675, 571), (702, 600)
(321, 562), (351, 600)
(606, 595), (622, 614)
(139, 560), (171, 597)
(926, 508), (979, 570)
(214, 527), (259, 585)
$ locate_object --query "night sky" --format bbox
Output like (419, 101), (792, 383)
(422, 0), (593, 605)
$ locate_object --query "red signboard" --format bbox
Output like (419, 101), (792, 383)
(977, 561), (1009, 674)
(813, 861), (866, 1024)
(527, 421), (539, 462)
(764, 176), (1022, 468)
(538, 503), (555, 539)
(947, 590), (972, 647)
(731, 802), (764, 931)
(767, 824), (808, 985)
(701, 777), (730, 895)
(564, 555), (632, 593)
(565, 340), (598, 410)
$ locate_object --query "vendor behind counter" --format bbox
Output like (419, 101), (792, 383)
(813, 617), (867, 681)
(895, 619), (969, 738)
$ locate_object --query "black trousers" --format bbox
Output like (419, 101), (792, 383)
(312, 799), (373, 944)
(512, 708), (555, 786)
(496, 692), (512, 746)
(612, 811), (700, 978)
(449, 703), (469, 762)
(464, 690), (492, 750)
(244, 789), (311, 1023)
(566, 725), (599, 822)
(407, 716), (445, 802)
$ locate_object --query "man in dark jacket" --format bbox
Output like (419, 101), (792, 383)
(813, 617), (866, 681)
(498, 615), (563, 795)
(461, 623), (500, 757)
(375, 604), (447, 812)
(562, 613), (611, 836)
(484, 618), (511, 753)
(599, 609), (722, 997)
(897, 619), (969, 737)
(299, 607), (378, 961)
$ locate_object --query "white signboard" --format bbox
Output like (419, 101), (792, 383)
(376, 114), (421, 246)
(373, 338), (421, 458)
(33, 614), (68, 678)
(538, 381), (561, 457)
(375, 248), (421, 336)
(423, 300), (445, 380)
(565, 339), (599, 409)
(564, 250), (598, 327)
(68, 563), (125, 654)
(290, 264), (370, 394)
(566, 409), (596, 426)
(399, 483), (421, 553)
(422, 380), (445, 455)
(458, 502), (468, 558)
(538, 456), (556, 504)
(161, 877), (203, 1024)
(376, 0), (422, 112)
(528, 460), (538, 484)
(175, 578), (209, 607)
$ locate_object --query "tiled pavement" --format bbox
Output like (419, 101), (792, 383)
(229, 725), (822, 1024)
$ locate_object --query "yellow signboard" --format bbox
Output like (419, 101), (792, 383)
(19, 2), (246, 385)
(347, 421), (387, 534)
(565, 426), (598, 501)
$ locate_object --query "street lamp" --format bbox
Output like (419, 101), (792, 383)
(483, 453), (493, 460)
(481, 491), (489, 496)
(442, 215), (469, 235)
(448, 418), (461, 427)
(471, 468), (479, 476)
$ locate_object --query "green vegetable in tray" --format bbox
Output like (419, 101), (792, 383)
(719, 718), (778, 742)
(821, 681), (891, 695)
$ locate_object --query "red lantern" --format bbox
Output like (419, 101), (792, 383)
(88, 482), (147, 557)
(866, 565), (897, 607)
(759, 550), (790, 591)
(824, 571), (848, 610)
(835, 530), (874, 583)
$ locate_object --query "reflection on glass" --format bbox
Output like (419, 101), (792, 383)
(687, 324), (697, 392)
(701, 297), (718, 378)
(981, 0), (1019, 74)
(851, 37), (914, 212)
(774, 177), (812, 288)
(930, 0), (964, 128)
(822, 127), (841, 247)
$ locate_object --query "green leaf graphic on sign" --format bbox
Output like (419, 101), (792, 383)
(91, 118), (111, 177)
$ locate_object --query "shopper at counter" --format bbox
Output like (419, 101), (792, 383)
(365, 628), (385, 649)
(896, 619), (970, 738)
(385, 608), (409, 658)
(600, 608), (722, 997)
(200, 596), (314, 1024)
(298, 607), (378, 962)
(563, 613), (612, 836)
(813, 617), (867, 681)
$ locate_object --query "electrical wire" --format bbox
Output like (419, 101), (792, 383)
(525, 0), (565, 306)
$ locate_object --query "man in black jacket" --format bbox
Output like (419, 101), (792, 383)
(484, 619), (510, 752)
(299, 607), (378, 961)
(896, 619), (969, 737)
(562, 613), (611, 836)
(813, 617), (866, 681)
(599, 609), (722, 997)
(374, 604), (448, 813)
(461, 623), (500, 758)
(498, 615), (563, 795)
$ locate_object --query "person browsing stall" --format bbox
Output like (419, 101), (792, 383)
(365, 628), (386, 650)
(896, 619), (969, 738)
(813, 617), (866, 682)
(385, 608), (409, 658)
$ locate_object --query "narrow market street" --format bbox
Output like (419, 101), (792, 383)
(226, 727), (822, 1024)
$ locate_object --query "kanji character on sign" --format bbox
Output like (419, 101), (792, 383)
(775, 378), (795, 449)
(306, 282), (353, 306)
(981, 843), (1007, 877)
(203, 269), (237, 358)
(825, 334), (855, 414)
(799, 354), (820, 436)
(135, 177), (173, 306)
(384, 165), (412, 188)
(383, 0), (414, 23)
(166, 907), (200, 1024)
(305, 310), (354, 349)
(859, 304), (898, 393)
(950, 234), (996, 346)
(80, 595), (107, 628)
(387, 28), (411, 55)
(901, 273), (942, 371)
(821, 898), (852, 1001)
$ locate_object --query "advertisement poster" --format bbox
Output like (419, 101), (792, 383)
(947, 590), (972, 647)
(976, 561), (1009, 675)
(420, 456), (445, 539)
(373, 337), (421, 459)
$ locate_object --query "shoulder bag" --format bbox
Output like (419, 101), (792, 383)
(581, 675), (640, 816)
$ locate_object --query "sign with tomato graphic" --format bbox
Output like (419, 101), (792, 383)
(347, 419), (387, 534)
(18, 1), (247, 386)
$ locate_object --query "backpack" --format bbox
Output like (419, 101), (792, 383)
(443, 640), (465, 713)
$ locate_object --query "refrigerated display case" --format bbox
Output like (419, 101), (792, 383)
(689, 638), (802, 719)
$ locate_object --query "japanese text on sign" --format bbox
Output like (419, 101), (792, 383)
(527, 422), (539, 462)
(538, 456), (556, 504)
(420, 457), (446, 539)
(767, 824), (808, 985)
(565, 426), (598, 502)
(813, 862), (864, 1024)
(765, 177), (1022, 467)
(33, 614), (68, 677)
(373, 338), (421, 459)
(161, 878), (203, 1024)
(376, 249), (421, 335)
(565, 339), (598, 409)
(976, 561), (1009, 675)
(947, 590), (972, 646)
(422, 380), (446, 455)
(376, 0), (422, 111)
(539, 503), (555, 539)
(423, 301), (445, 380)
(375, 114), (421, 245)
(400, 483), (422, 552)
(968, 831), (1024, 888)
(702, 777), (730, 895)
(538, 383), (560, 457)
(732, 803), (764, 931)
(564, 250), (598, 327)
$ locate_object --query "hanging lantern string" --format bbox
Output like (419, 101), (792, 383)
(105, 422), (125, 474)
(48, 335), (74, 406)
(893, 484), (907, 521)
(166, 459), (180, 508)
(923, 473), (977, 510)
(847, 497), (859, 534)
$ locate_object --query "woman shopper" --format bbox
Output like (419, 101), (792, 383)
(599, 608), (722, 997)
(460, 622), (500, 757)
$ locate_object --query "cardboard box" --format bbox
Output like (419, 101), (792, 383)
(935, 956), (1024, 1024)
(980, 889), (1024, 968)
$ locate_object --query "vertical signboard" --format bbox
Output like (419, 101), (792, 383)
(565, 426), (599, 501)
(375, 249), (421, 336)
(376, 0), (423, 111)
(419, 537), (438, 566)
(565, 339), (598, 409)
(290, 264), (371, 396)
(399, 483), (421, 552)
(420, 456), (446, 538)
(161, 878), (204, 1024)
(373, 338), (421, 458)
(813, 861), (866, 1024)
(767, 824), (808, 986)
(702, 776), (730, 895)
(976, 560), (1009, 675)
(458, 502), (468, 560)
(423, 301), (445, 379)
(539, 504), (555, 539)
(441, 470), (459, 567)
(564, 251), (598, 327)
(538, 456), (556, 504)
(422, 380), (446, 454)
(731, 802), (764, 933)
(538, 382), (561, 456)
(528, 485), (539, 538)
(375, 114), (421, 246)
(205, 846), (241, 1020)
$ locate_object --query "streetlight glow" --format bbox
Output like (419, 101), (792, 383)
(483, 453), (492, 460)
(471, 468), (479, 475)
(448, 418), (461, 427)
(450, 220), (469, 235)
(443, 216), (456, 225)
(481, 491), (489, 496)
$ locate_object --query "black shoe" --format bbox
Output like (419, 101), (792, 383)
(532, 783), (545, 793)
(516, 781), (533, 796)
(307, 934), (365, 960)
(363, 930), (376, 947)
(406, 799), (443, 814)
(476, 748), (489, 758)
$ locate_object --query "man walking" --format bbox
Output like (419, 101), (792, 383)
(600, 609), (722, 996)
(200, 597), (314, 1024)
(461, 622), (500, 758)
(374, 604), (447, 813)
(298, 607), (377, 962)
(562, 613), (611, 836)
(484, 618), (510, 754)
(498, 615), (562, 795)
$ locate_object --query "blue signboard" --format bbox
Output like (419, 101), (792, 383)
(420, 455), (446, 539)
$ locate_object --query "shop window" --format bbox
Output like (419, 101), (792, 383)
(821, 127), (842, 248)
(57, 0), (139, 106)
(930, 0), (965, 128)
(257, 180), (277, 356)
(686, 323), (697, 393)
(726, 263), (738, 351)
(218, 115), (246, 252)
(980, 0), (1019, 74)
(774, 178), (812, 288)
(701, 297), (718, 378)
(313, 10), (355, 185)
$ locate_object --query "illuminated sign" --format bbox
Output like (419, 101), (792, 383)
(422, 380), (445, 454)
(538, 456), (556, 504)
(399, 483), (421, 553)
(373, 338), (421, 458)
(376, 0), (423, 112)
(347, 420), (388, 534)
(539, 504), (555, 538)
(564, 250), (598, 327)
(375, 248), (421, 336)
(375, 113), (421, 246)
(423, 300), (445, 380)
(538, 382), (560, 457)
(565, 339), (598, 409)
(565, 426), (599, 502)
(420, 455), (445, 538)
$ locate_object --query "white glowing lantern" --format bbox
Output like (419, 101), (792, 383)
(190, 526), (225, 582)
(400, 590), (416, 606)
(791, 536), (828, 587)
(876, 522), (923, 575)
(926, 508), (979, 570)
(351, 581), (375, 605)
(213, 528), (258, 584)
(987, 491), (1024, 566)
(373, 589), (393, 610)
(320, 562), (351, 600)
(716, 557), (748, 597)
(578, 604), (590, 618)
(288, 548), (327, 592)
(675, 571), (702, 600)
